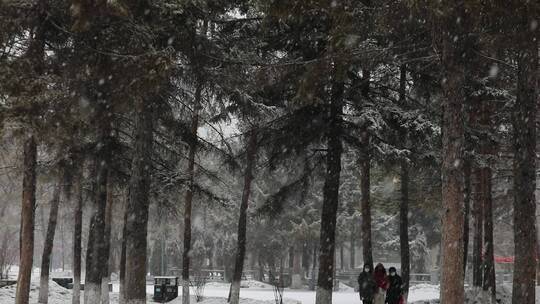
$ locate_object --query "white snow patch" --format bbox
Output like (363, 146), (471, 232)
(335, 281), (354, 292)
(205, 280), (273, 289)
(0, 280), (72, 304)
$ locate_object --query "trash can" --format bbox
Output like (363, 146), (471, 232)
(153, 276), (179, 303)
(52, 277), (73, 289)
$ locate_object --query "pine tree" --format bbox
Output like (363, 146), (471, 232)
(38, 169), (63, 304)
(16, 135), (37, 304)
(229, 129), (257, 304)
(511, 3), (538, 303)
(438, 1), (469, 302)
(124, 98), (154, 304)
(72, 164), (83, 304)
(14, 0), (48, 301)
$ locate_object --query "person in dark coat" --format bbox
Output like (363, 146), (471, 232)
(385, 267), (403, 304)
(358, 263), (377, 304)
(373, 263), (389, 304)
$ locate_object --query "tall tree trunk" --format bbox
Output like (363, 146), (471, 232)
(439, 1), (467, 302)
(482, 167), (496, 300)
(312, 244), (317, 283)
(358, 66), (373, 270)
(38, 173), (63, 304)
(84, 126), (111, 304)
(119, 193), (128, 304)
(462, 62), (474, 284)
(511, 10), (538, 303)
(291, 242), (303, 289)
(472, 168), (483, 287)
(229, 130), (257, 304)
(469, 98), (483, 288)
(398, 65), (410, 303)
(287, 247), (293, 269)
(101, 177), (114, 304)
(124, 98), (154, 304)
(302, 242), (310, 276)
(349, 225), (355, 270)
(480, 101), (496, 300)
(61, 218), (65, 272)
(339, 245), (344, 270)
(400, 161), (410, 302)
(16, 0), (46, 301)
(314, 79), (343, 304)
(15, 135), (37, 304)
(463, 159), (471, 279)
(182, 84), (201, 304)
(359, 129), (372, 269)
(39, 203), (47, 247)
(72, 166), (83, 304)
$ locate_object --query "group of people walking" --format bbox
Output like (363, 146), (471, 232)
(357, 263), (404, 304)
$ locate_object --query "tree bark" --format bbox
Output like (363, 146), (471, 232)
(314, 79), (343, 304)
(72, 165), (83, 304)
(119, 193), (128, 304)
(302, 242), (310, 277)
(472, 168), (483, 288)
(439, 1), (467, 302)
(359, 129), (373, 269)
(38, 173), (63, 304)
(339, 245), (344, 270)
(482, 167), (496, 300)
(229, 130), (257, 304)
(398, 65), (410, 302)
(311, 244), (317, 287)
(288, 246), (294, 270)
(15, 135), (37, 304)
(101, 177), (114, 304)
(182, 84), (201, 304)
(480, 100), (496, 300)
(400, 161), (410, 302)
(124, 97), (154, 304)
(291, 242), (303, 289)
(16, 0), (46, 301)
(84, 126), (111, 304)
(463, 159), (471, 278)
(349, 225), (355, 270)
(511, 9), (538, 303)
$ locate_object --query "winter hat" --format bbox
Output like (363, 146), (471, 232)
(363, 263), (372, 272)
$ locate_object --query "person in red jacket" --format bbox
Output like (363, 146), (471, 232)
(373, 263), (389, 304)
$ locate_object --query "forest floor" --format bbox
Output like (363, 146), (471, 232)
(0, 277), (439, 304)
(1, 273), (536, 304)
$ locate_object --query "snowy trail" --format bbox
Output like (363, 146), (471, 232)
(110, 282), (439, 304)
(185, 286), (439, 304)
(0, 279), (439, 304)
(8, 278), (539, 304)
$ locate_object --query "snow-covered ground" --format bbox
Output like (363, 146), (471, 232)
(0, 280), (76, 304)
(110, 279), (440, 304)
(1, 276), (440, 304)
(3, 275), (538, 304)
